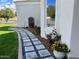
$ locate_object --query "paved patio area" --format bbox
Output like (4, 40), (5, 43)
(10, 28), (54, 59)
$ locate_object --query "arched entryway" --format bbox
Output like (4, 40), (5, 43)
(28, 17), (35, 28)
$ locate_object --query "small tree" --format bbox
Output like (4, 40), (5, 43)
(0, 8), (15, 22)
(0, 11), (3, 16)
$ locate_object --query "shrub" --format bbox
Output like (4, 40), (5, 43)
(51, 42), (70, 54)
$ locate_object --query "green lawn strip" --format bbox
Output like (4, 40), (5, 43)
(0, 24), (18, 59)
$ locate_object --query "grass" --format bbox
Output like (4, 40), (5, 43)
(0, 24), (18, 59)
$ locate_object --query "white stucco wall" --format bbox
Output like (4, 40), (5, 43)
(55, 0), (61, 35)
(14, 0), (40, 2)
(57, 0), (79, 58)
(59, 0), (74, 48)
(40, 0), (47, 38)
(56, 0), (74, 48)
(70, 0), (79, 58)
(41, 0), (55, 38)
(15, 2), (40, 27)
(59, 0), (74, 57)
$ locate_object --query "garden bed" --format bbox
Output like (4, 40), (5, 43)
(27, 27), (52, 53)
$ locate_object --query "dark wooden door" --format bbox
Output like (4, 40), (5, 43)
(28, 17), (35, 28)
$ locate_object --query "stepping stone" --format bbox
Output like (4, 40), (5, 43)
(35, 44), (45, 50)
(43, 57), (54, 59)
(33, 40), (41, 45)
(38, 49), (51, 57)
(29, 34), (35, 36)
(28, 33), (33, 35)
(25, 46), (34, 52)
(27, 33), (32, 35)
(21, 35), (27, 37)
(30, 36), (36, 39)
(23, 39), (30, 42)
(22, 37), (27, 40)
(26, 37), (29, 40)
(25, 51), (38, 59)
(24, 36), (29, 39)
(20, 32), (25, 34)
(31, 38), (38, 41)
(22, 33), (26, 34)
(23, 42), (32, 46)
(28, 34), (36, 38)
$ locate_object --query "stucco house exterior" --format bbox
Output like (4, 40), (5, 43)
(14, 0), (41, 27)
(14, 0), (79, 58)
(55, 0), (79, 58)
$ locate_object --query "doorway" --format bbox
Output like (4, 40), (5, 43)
(28, 17), (35, 28)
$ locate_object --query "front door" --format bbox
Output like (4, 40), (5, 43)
(28, 17), (35, 28)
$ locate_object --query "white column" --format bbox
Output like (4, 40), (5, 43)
(60, 0), (74, 48)
(69, 0), (79, 58)
(55, 0), (61, 35)
(40, 0), (47, 38)
(58, 0), (79, 58)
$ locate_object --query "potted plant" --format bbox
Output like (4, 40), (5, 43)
(51, 42), (70, 59)
(46, 29), (61, 44)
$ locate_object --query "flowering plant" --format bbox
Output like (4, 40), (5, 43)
(51, 42), (70, 54)
(46, 29), (61, 40)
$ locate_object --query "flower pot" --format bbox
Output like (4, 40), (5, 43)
(53, 50), (65, 59)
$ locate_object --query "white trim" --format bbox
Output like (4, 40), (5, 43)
(17, 32), (23, 59)
(9, 28), (23, 59)
(15, 2), (40, 5)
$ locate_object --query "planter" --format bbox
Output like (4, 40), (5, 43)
(53, 50), (65, 59)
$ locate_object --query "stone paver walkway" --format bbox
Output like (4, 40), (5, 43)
(10, 28), (54, 59)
